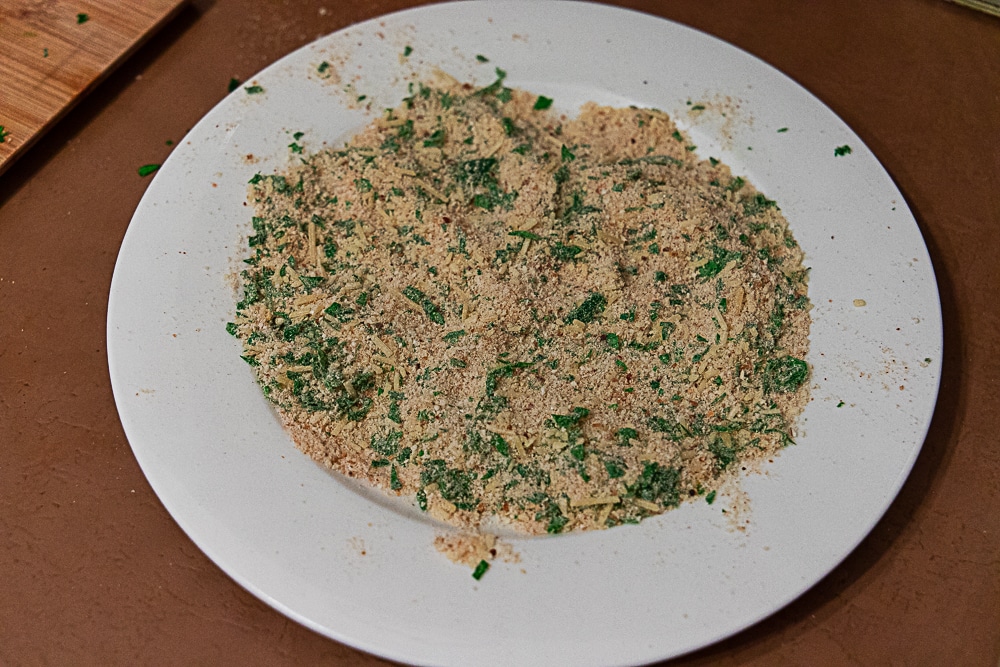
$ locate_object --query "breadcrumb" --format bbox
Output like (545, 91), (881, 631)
(231, 71), (811, 536)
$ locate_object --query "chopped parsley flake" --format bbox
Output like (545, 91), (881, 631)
(564, 293), (606, 324)
(533, 95), (553, 110)
(402, 285), (445, 325)
(471, 559), (490, 580)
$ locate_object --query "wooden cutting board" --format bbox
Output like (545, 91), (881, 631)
(0, 0), (188, 177)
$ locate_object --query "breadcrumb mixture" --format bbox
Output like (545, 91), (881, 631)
(433, 532), (519, 567)
(231, 69), (811, 536)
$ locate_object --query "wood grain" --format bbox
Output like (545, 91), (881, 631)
(0, 0), (187, 176)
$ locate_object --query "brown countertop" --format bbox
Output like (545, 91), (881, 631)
(2, 0), (998, 664)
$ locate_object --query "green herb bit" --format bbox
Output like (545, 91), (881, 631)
(708, 436), (737, 469)
(225, 322), (237, 336)
(561, 145), (575, 162)
(509, 229), (541, 240)
(627, 461), (681, 508)
(489, 433), (509, 457)
(244, 85), (264, 94)
(761, 355), (809, 393)
(648, 416), (690, 440)
(370, 430), (403, 456)
(649, 301), (662, 322)
(705, 490), (717, 504)
(402, 286), (445, 324)
(0, 126), (10, 144)
(742, 193), (779, 216)
(227, 77), (241, 92)
(137, 164), (160, 177)
(420, 459), (476, 506)
(616, 427), (638, 446)
(474, 67), (508, 97)
(834, 144), (852, 156)
(698, 246), (742, 279)
(76, 13), (89, 24)
(472, 559), (490, 580)
(443, 329), (467, 344)
(396, 119), (415, 141)
(533, 95), (553, 110)
(475, 54), (489, 62)
(836, 400), (845, 408)
(403, 45), (413, 57)
(550, 241), (583, 262)
(317, 61), (330, 74)
(777, 127), (789, 133)
(485, 359), (533, 396)
(725, 176), (745, 192)
(387, 400), (402, 423)
(551, 407), (589, 429)
(536, 501), (568, 534)
(604, 461), (626, 479)
(605, 333), (621, 350)
(423, 128), (446, 148)
(564, 292), (606, 324)
(455, 157), (498, 186)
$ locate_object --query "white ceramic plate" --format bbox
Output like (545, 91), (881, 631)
(108, 2), (942, 665)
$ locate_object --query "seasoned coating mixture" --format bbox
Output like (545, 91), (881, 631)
(231, 70), (811, 535)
